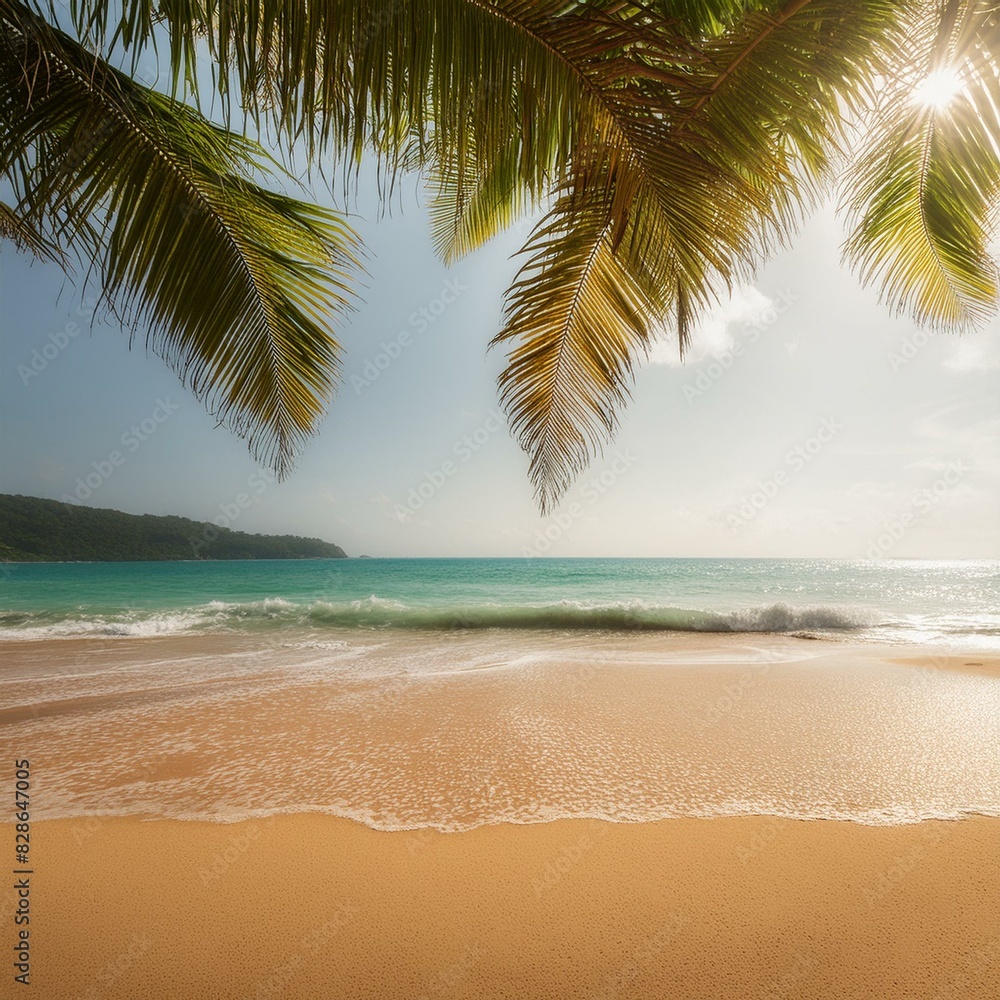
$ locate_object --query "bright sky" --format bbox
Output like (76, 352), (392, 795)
(1, 130), (998, 559)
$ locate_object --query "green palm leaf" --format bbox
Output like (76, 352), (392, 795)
(494, 0), (913, 508)
(492, 182), (674, 512)
(425, 136), (534, 264)
(0, 201), (62, 260)
(15, 0), (1000, 510)
(1, 0), (362, 477)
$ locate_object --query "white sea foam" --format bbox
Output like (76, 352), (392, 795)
(27, 798), (1000, 831)
(11, 630), (999, 831)
(3, 557), (996, 647)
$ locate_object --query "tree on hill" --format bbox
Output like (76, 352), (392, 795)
(0, 494), (347, 560)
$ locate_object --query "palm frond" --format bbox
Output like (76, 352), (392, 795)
(1, 0), (363, 477)
(492, 184), (672, 512)
(26, 0), (1000, 510)
(494, 0), (916, 508)
(844, 1), (1000, 329)
(425, 134), (535, 263)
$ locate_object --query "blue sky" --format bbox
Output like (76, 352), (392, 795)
(2, 141), (998, 558)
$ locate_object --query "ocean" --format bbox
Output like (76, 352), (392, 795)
(1, 556), (998, 645)
(2, 558), (998, 830)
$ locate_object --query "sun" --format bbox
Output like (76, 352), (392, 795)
(913, 67), (964, 110)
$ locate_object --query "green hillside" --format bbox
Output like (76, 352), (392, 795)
(0, 494), (347, 562)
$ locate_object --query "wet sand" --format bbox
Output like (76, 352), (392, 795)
(2, 636), (998, 828)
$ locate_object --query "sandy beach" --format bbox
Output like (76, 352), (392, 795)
(4, 812), (998, 999)
(2, 634), (998, 997)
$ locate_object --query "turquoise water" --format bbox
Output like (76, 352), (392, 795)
(1, 557), (997, 645)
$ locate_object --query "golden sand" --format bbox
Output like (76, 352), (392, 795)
(889, 652), (1000, 679)
(4, 813), (998, 999)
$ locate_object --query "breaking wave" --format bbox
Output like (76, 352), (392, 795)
(0, 597), (892, 638)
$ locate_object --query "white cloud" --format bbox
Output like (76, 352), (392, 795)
(648, 285), (774, 366)
(846, 481), (897, 501)
(944, 329), (1000, 372)
(905, 457), (966, 472)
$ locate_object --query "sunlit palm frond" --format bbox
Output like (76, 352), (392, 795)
(26, 0), (1000, 509)
(425, 134), (536, 264)
(1, 0), (363, 477)
(98, 0), (587, 183)
(845, 1), (1000, 329)
(494, 0), (916, 509)
(492, 183), (673, 512)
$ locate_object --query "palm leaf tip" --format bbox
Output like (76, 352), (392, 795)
(0, 201), (63, 261)
(493, 189), (669, 512)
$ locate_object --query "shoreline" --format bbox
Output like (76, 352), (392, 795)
(8, 812), (999, 999)
(0, 626), (1000, 677)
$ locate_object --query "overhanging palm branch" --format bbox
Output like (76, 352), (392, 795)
(1, 0), (362, 477)
(494, 0), (914, 508)
(425, 135), (535, 265)
(493, 178), (675, 511)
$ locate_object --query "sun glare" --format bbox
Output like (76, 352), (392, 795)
(913, 67), (963, 109)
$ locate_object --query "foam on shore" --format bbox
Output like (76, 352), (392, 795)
(3, 633), (998, 830)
